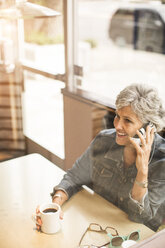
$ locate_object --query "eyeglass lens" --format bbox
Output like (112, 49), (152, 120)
(105, 227), (117, 236)
(111, 236), (123, 246)
(89, 224), (118, 237)
(90, 224), (102, 231)
(129, 231), (139, 241)
(111, 231), (139, 247)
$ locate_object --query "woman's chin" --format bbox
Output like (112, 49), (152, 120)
(116, 135), (128, 146)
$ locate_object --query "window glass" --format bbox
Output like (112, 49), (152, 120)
(23, 72), (65, 159)
(137, 10), (164, 53)
(74, 0), (165, 106)
(23, 0), (65, 159)
(23, 0), (65, 74)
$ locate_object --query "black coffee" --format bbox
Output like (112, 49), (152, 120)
(43, 208), (57, 213)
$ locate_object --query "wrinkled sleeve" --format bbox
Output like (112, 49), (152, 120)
(127, 159), (165, 229)
(129, 190), (148, 212)
(51, 142), (94, 199)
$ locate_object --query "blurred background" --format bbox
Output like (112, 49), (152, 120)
(0, 0), (165, 169)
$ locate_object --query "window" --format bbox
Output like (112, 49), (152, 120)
(23, 73), (65, 159)
(23, 0), (65, 160)
(72, 0), (165, 106)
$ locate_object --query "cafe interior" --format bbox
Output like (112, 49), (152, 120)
(0, 0), (165, 247)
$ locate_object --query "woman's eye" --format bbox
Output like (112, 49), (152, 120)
(125, 118), (132, 123)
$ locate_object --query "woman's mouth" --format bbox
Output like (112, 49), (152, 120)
(116, 131), (129, 145)
(117, 132), (127, 138)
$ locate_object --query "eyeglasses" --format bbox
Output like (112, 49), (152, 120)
(78, 223), (119, 248)
(78, 223), (140, 248)
(107, 230), (140, 248)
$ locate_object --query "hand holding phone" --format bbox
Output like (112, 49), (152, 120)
(132, 122), (156, 145)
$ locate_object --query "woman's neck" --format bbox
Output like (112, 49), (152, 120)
(123, 146), (136, 168)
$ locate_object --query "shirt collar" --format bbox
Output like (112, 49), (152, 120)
(104, 138), (123, 164)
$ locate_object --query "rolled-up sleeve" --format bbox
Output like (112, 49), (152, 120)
(127, 159), (165, 230)
(129, 190), (148, 214)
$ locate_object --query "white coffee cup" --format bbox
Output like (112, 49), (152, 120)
(32, 203), (61, 234)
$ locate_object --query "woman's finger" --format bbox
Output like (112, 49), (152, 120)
(60, 210), (64, 220)
(136, 129), (146, 147)
(36, 205), (42, 231)
(36, 205), (40, 214)
(129, 136), (141, 152)
(36, 217), (42, 230)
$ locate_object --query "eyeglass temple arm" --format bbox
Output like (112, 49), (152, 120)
(78, 228), (89, 246)
(97, 241), (110, 248)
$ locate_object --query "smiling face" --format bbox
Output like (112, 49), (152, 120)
(114, 105), (143, 147)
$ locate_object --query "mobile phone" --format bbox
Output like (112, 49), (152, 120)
(132, 122), (155, 145)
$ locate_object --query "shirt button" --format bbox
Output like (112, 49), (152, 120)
(120, 197), (123, 202)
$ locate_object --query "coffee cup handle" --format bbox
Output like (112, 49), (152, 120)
(31, 213), (41, 226)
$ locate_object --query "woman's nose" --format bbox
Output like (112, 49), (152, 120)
(115, 119), (123, 130)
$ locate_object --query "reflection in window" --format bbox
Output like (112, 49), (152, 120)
(74, 0), (165, 106)
(136, 10), (164, 54)
(23, 0), (65, 74)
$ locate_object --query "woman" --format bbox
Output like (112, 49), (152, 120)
(50, 84), (165, 231)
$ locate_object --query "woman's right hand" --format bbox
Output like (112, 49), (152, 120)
(36, 205), (42, 231)
(35, 205), (63, 232)
(52, 198), (64, 220)
(35, 190), (67, 230)
(35, 196), (65, 231)
(52, 190), (68, 220)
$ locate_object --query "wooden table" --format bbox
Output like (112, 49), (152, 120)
(0, 154), (154, 248)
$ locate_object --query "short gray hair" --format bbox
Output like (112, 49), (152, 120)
(115, 84), (165, 132)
